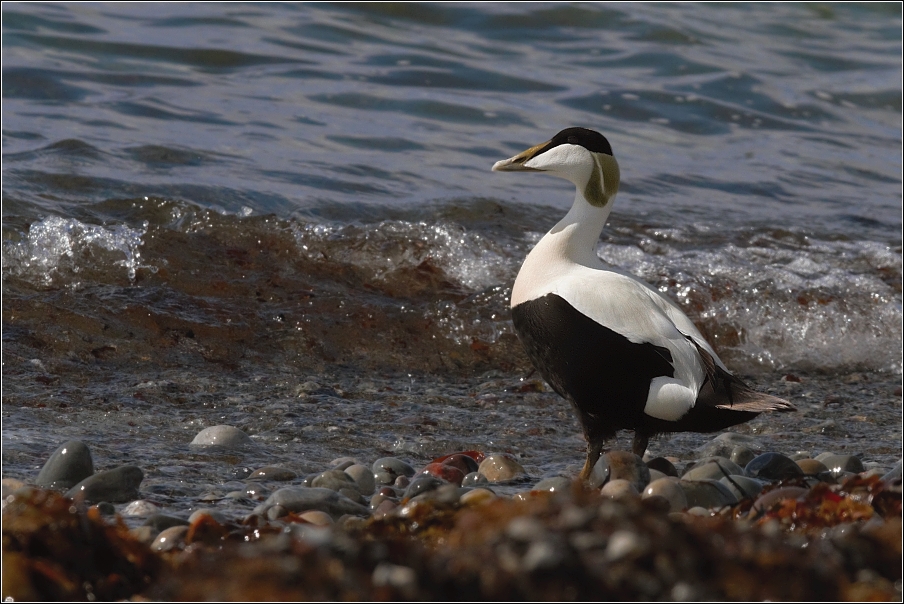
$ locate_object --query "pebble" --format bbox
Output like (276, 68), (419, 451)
(264, 487), (369, 520)
(642, 477), (687, 512)
(248, 467), (297, 481)
(298, 510), (333, 526)
(143, 514), (190, 533)
(339, 487), (366, 504)
(819, 454), (864, 477)
(682, 458), (745, 481)
(311, 469), (360, 493)
(190, 425), (252, 448)
(151, 525), (189, 552)
(329, 457), (358, 469)
(394, 475), (410, 488)
(420, 463), (465, 486)
(35, 440), (94, 490)
(588, 451), (650, 491)
(267, 505), (288, 521)
(65, 465), (144, 504)
(461, 472), (489, 487)
(718, 475), (766, 500)
(795, 459), (830, 476)
(729, 446), (757, 467)
(477, 455), (526, 482)
(532, 476), (571, 493)
(369, 493), (389, 510)
(371, 498), (398, 519)
(680, 479), (738, 509)
(600, 479), (639, 500)
(344, 464), (375, 495)
(403, 475), (445, 500)
(435, 453), (479, 475)
(745, 452), (804, 481)
(459, 488), (496, 506)
(751, 486), (809, 514)
(645, 457), (678, 477)
(372, 458), (415, 485)
(93, 501), (116, 516)
(522, 539), (566, 572)
(121, 499), (159, 516)
(647, 469), (668, 482)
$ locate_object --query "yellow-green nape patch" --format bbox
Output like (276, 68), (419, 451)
(584, 153), (620, 207)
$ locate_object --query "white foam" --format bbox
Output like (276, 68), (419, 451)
(3, 216), (149, 287)
(598, 236), (902, 374)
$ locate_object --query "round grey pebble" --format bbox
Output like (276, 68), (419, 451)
(745, 452), (804, 481)
(588, 451), (650, 491)
(122, 499), (159, 516)
(682, 458), (745, 481)
(311, 469), (358, 493)
(532, 476), (571, 493)
(65, 465), (143, 504)
(411, 484), (465, 505)
(644, 457), (678, 477)
(265, 487), (369, 520)
(393, 475), (410, 488)
(339, 487), (366, 504)
(372, 458), (415, 483)
(719, 475), (766, 500)
(344, 464), (375, 495)
(330, 457), (358, 468)
(680, 479), (738, 509)
(403, 475), (445, 500)
(600, 479), (639, 500)
(36, 440), (95, 490)
(267, 505), (289, 521)
(729, 446), (757, 467)
(819, 454), (864, 477)
(642, 477), (687, 512)
(461, 472), (489, 488)
(143, 514), (189, 533)
(190, 425), (252, 448)
(151, 525), (189, 552)
(93, 501), (116, 516)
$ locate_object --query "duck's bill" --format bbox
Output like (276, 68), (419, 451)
(491, 141), (549, 172)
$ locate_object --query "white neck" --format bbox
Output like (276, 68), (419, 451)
(511, 188), (612, 307)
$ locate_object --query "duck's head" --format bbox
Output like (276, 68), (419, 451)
(492, 127), (620, 208)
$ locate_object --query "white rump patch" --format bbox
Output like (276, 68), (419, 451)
(643, 377), (696, 421)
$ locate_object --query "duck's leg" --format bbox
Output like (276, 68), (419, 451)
(632, 431), (649, 458)
(578, 439), (604, 481)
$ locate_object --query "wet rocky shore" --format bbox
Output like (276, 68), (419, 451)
(3, 434), (901, 601)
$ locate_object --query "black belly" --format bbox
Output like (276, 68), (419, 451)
(512, 293), (677, 441)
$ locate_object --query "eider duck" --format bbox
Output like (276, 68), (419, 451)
(493, 127), (795, 480)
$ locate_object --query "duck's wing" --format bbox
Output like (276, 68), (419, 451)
(688, 337), (795, 412)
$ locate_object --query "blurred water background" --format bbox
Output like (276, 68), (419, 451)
(2, 3), (901, 511)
